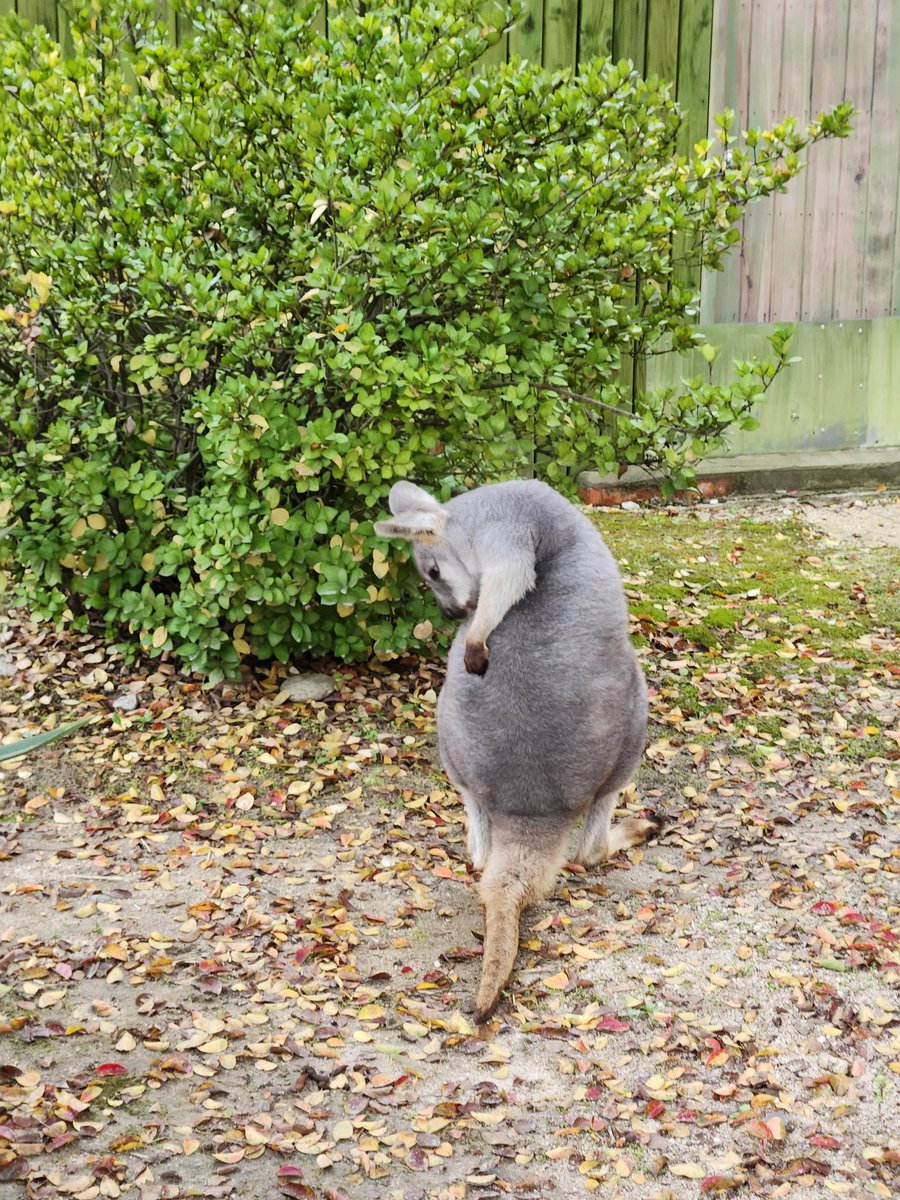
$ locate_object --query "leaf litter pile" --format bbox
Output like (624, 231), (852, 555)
(1, 495), (898, 1200)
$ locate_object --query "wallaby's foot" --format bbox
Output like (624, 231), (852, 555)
(464, 639), (489, 675)
(578, 811), (663, 866)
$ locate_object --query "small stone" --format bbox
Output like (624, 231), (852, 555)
(818, 1052), (849, 1075)
(620, 500), (640, 512)
(277, 673), (334, 703)
(111, 692), (139, 712)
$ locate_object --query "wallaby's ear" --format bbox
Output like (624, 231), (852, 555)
(374, 482), (448, 542)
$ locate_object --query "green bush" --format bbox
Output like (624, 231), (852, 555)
(0, 0), (851, 677)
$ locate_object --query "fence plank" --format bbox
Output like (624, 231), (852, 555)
(510, 0), (542, 63)
(700, 0), (751, 322)
(613, 0), (647, 72)
(867, 318), (900, 443)
(15, 0), (57, 35)
(479, 1), (510, 69)
(645, 0), (679, 83)
(863, 0), (900, 317)
(578, 0), (614, 63)
(764, 0), (815, 322)
(647, 320), (873, 454)
(832, 0), (878, 319)
(0, 0), (17, 16)
(677, 0), (713, 154)
(739, 0), (784, 323)
(799, 0), (851, 321)
(543, 0), (578, 71)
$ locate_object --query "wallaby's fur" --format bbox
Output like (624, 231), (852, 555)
(375, 480), (656, 1022)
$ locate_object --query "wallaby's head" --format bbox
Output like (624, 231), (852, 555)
(374, 482), (477, 619)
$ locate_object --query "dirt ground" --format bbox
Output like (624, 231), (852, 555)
(751, 493), (900, 550)
(1, 492), (898, 1200)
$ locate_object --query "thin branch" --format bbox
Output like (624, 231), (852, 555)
(488, 379), (634, 419)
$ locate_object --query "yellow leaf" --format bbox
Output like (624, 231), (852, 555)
(87, 512), (107, 531)
(413, 620), (433, 640)
(151, 626), (168, 649)
(198, 1036), (229, 1054)
(233, 638), (252, 656)
(141, 552), (155, 572)
(38, 989), (66, 1008)
(357, 1004), (385, 1021)
(71, 518), (87, 540)
(671, 1163), (704, 1179)
(182, 1138), (200, 1156)
(270, 507), (290, 527)
(542, 971), (569, 991)
(248, 413), (268, 430)
(116, 1031), (136, 1052)
(141, 428), (157, 444)
(336, 602), (355, 618)
(333, 1120), (354, 1141)
(24, 270), (52, 305)
(0, 200), (17, 215)
(179, 367), (192, 386)
(293, 361), (316, 374)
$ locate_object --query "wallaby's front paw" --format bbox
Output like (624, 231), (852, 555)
(464, 640), (489, 675)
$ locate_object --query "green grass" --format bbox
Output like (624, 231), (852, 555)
(593, 507), (898, 748)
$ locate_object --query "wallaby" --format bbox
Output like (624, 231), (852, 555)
(375, 479), (657, 1022)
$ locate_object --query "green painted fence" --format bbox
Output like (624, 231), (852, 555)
(3, 0), (898, 454)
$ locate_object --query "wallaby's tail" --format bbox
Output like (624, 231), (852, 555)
(473, 822), (570, 1024)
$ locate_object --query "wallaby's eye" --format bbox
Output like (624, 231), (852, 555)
(428, 565), (441, 581)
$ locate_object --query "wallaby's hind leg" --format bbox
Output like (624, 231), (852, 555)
(459, 789), (491, 870)
(473, 822), (570, 1023)
(574, 792), (661, 866)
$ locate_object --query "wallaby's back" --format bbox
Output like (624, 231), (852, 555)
(436, 481), (647, 821)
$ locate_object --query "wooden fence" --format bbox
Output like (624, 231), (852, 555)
(3, 0), (898, 452)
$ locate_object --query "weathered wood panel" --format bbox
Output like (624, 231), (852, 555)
(740, 0), (783, 324)
(700, 0), (751, 323)
(578, 0), (614, 62)
(676, 0), (713, 157)
(613, 0), (647, 72)
(645, 0), (679, 83)
(765, 0), (816, 322)
(543, 0), (579, 71)
(509, 0), (543, 63)
(15, 0), (56, 34)
(646, 319), (895, 455)
(866, 0), (900, 319)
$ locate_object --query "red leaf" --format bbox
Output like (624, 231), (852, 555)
(596, 1016), (629, 1032)
(809, 1135), (841, 1150)
(644, 1100), (666, 1119)
(96, 1063), (127, 1076)
(701, 1176), (743, 1193)
(811, 900), (837, 915)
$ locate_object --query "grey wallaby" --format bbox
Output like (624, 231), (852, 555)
(375, 479), (658, 1022)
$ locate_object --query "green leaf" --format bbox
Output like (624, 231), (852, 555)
(0, 718), (92, 763)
